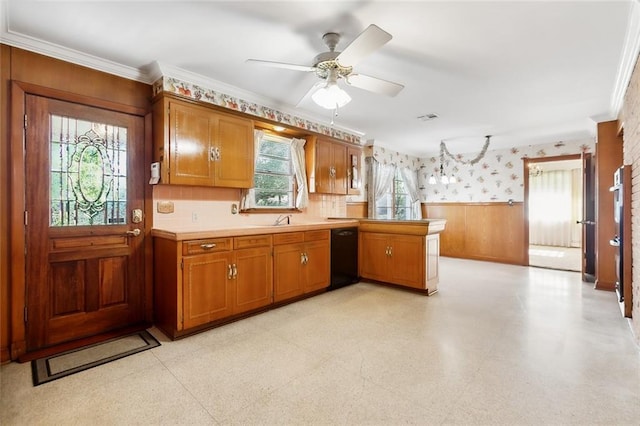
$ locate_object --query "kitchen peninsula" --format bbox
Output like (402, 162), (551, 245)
(358, 218), (446, 295)
(152, 218), (445, 339)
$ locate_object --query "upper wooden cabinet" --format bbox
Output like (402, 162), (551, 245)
(306, 136), (361, 195)
(153, 95), (255, 188)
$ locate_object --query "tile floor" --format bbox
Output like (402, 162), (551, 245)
(2, 257), (639, 425)
(529, 245), (582, 272)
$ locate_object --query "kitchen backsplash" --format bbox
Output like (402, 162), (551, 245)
(152, 185), (346, 230)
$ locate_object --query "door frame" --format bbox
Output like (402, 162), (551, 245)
(522, 153), (583, 269)
(9, 81), (153, 360)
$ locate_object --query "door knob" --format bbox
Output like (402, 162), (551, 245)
(126, 228), (141, 237)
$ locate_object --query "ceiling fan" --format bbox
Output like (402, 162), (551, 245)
(246, 24), (404, 109)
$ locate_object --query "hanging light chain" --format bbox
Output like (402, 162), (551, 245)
(440, 135), (492, 165)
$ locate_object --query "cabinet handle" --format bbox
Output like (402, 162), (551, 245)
(329, 166), (336, 178)
(209, 147), (221, 161)
(200, 243), (216, 250)
(232, 264), (238, 279)
(227, 264), (233, 279)
(300, 252), (306, 265)
(389, 246), (393, 257)
(303, 253), (309, 264)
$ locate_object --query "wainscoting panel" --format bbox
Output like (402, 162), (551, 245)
(424, 202), (526, 265)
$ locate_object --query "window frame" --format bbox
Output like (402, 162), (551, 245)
(375, 169), (415, 220)
(242, 132), (300, 213)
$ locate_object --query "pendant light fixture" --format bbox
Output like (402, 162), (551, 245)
(428, 135), (491, 185)
(312, 68), (352, 109)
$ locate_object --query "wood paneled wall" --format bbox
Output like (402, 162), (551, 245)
(424, 202), (526, 265)
(595, 120), (623, 291)
(1, 46), (152, 362)
(1, 45), (11, 363)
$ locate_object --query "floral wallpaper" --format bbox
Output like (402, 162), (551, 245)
(153, 76), (362, 144)
(418, 138), (595, 203)
(363, 144), (422, 169)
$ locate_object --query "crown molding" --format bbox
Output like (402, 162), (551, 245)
(611, 0), (640, 120)
(0, 29), (154, 83)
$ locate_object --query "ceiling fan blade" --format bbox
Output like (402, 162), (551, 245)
(246, 59), (316, 72)
(336, 24), (392, 66)
(296, 81), (325, 107)
(346, 74), (404, 97)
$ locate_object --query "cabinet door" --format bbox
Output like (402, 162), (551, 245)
(273, 243), (304, 302)
(303, 240), (330, 293)
(169, 101), (215, 186)
(315, 139), (333, 194)
(389, 235), (425, 289)
(347, 146), (362, 195)
(332, 143), (348, 195)
(215, 114), (255, 188)
(359, 232), (390, 281)
(182, 252), (233, 329)
(233, 247), (273, 314)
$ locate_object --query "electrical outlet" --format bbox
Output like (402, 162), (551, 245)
(231, 203), (238, 214)
(192, 212), (198, 222)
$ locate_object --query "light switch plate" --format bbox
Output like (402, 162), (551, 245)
(157, 201), (174, 214)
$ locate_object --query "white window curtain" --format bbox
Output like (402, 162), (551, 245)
(399, 167), (423, 220)
(240, 129), (264, 210)
(366, 157), (396, 218)
(529, 169), (582, 247)
(290, 137), (309, 209)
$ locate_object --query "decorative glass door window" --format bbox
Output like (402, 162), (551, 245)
(50, 115), (127, 226)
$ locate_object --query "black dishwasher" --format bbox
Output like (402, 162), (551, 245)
(330, 227), (359, 290)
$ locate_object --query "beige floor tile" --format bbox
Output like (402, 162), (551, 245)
(2, 257), (639, 425)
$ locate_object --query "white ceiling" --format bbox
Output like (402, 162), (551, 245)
(2, 1), (638, 156)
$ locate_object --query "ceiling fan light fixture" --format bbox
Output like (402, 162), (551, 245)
(312, 82), (352, 109)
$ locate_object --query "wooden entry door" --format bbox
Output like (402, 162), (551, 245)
(25, 95), (146, 351)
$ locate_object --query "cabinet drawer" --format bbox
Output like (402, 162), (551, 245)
(273, 232), (304, 245)
(182, 238), (232, 255)
(305, 230), (330, 242)
(234, 234), (272, 249)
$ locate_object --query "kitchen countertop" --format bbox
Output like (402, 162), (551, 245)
(357, 218), (446, 235)
(151, 219), (360, 241)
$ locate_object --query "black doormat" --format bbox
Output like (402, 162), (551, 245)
(31, 330), (160, 386)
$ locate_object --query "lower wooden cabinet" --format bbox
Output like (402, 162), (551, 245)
(154, 234), (273, 338)
(182, 251), (233, 329)
(360, 232), (424, 289)
(359, 226), (440, 294)
(233, 246), (273, 315)
(273, 230), (330, 302)
(154, 230), (330, 338)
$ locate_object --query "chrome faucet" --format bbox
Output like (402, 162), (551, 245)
(274, 214), (292, 226)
